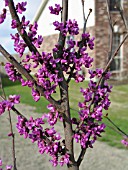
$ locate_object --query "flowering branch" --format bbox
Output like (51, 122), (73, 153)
(0, 44), (63, 113)
(0, 95), (27, 119)
(8, 0), (40, 55)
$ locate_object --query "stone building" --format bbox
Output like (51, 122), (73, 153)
(35, 0), (128, 80)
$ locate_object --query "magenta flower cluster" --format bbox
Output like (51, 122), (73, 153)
(0, 95), (20, 115)
(11, 19), (43, 56)
(73, 70), (112, 148)
(53, 33), (94, 83)
(0, 8), (6, 24)
(0, 159), (12, 170)
(16, 104), (69, 167)
(16, 1), (27, 14)
(49, 4), (62, 15)
(121, 136), (128, 147)
(53, 19), (79, 36)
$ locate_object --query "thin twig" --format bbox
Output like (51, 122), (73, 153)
(71, 105), (128, 138)
(0, 73), (17, 170)
(77, 148), (86, 166)
(67, 3), (92, 83)
(8, 110), (17, 170)
(116, 0), (128, 31)
(106, 0), (113, 31)
(97, 32), (128, 87)
(81, 0), (92, 33)
(99, 0), (114, 88)
(105, 116), (128, 137)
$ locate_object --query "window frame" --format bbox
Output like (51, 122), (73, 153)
(110, 32), (123, 72)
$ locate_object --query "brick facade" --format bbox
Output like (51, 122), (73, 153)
(95, 0), (128, 80)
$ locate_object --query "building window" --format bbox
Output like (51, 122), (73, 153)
(109, 0), (121, 11)
(110, 33), (122, 71)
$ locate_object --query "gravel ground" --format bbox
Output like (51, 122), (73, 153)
(0, 104), (128, 170)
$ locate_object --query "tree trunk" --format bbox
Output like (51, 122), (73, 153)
(61, 86), (79, 170)
(67, 164), (79, 170)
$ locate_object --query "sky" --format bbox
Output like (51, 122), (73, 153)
(0, 0), (42, 54)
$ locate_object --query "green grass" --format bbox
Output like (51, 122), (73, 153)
(100, 85), (128, 148)
(0, 77), (49, 113)
(0, 77), (128, 149)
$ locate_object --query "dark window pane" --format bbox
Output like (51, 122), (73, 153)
(110, 58), (121, 71)
(109, 0), (121, 11)
(110, 33), (121, 71)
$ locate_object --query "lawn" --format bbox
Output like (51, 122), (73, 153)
(0, 77), (128, 149)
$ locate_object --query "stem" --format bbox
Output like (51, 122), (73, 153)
(81, 0), (92, 34)
(98, 32), (128, 86)
(77, 149), (86, 167)
(59, 1), (79, 169)
(105, 116), (128, 137)
(8, 110), (17, 170)
(62, 89), (77, 169)
(0, 73), (17, 170)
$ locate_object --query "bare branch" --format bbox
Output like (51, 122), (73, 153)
(81, 0), (92, 33)
(77, 148), (86, 167)
(0, 73), (17, 170)
(106, 0), (113, 31)
(115, 0), (128, 31)
(98, 32), (128, 86)
(8, 110), (17, 170)
(105, 116), (128, 137)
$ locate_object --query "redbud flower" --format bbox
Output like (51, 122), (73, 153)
(4, 0), (9, 6)
(121, 136), (128, 147)
(49, 4), (62, 15)
(0, 9), (6, 24)
(6, 165), (13, 170)
(0, 159), (2, 166)
(16, 2), (27, 14)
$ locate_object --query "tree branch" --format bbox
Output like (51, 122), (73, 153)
(8, 0), (41, 55)
(81, 0), (92, 33)
(97, 32), (128, 86)
(105, 116), (128, 137)
(0, 44), (64, 113)
(67, 3), (92, 84)
(0, 73), (17, 170)
(77, 148), (86, 167)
